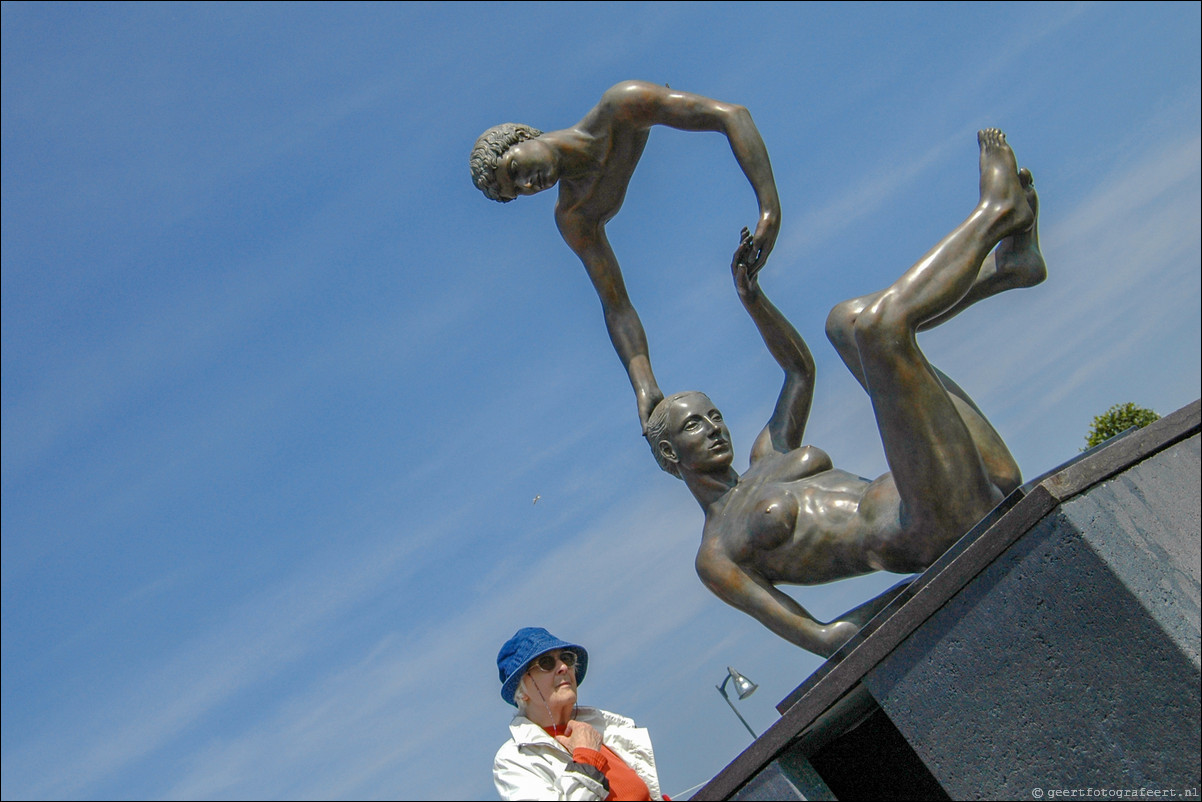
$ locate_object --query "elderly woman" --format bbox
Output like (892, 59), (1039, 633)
(494, 627), (665, 801)
(470, 80), (781, 429)
(645, 130), (1045, 657)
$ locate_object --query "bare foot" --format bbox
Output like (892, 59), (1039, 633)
(916, 154), (1045, 331)
(992, 167), (1046, 289)
(977, 129), (1034, 238)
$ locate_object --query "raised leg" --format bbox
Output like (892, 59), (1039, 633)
(922, 168), (1044, 328)
(850, 130), (1033, 568)
(825, 169), (1042, 386)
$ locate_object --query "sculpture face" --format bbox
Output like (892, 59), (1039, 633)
(497, 139), (558, 200)
(663, 392), (733, 473)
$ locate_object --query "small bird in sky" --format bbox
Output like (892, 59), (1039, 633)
(532, 495), (541, 505)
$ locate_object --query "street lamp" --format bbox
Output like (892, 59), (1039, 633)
(716, 666), (759, 739)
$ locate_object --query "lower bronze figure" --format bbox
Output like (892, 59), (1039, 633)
(645, 130), (1046, 657)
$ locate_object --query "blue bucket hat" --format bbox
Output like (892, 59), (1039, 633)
(498, 627), (589, 706)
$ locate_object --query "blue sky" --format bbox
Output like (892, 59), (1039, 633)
(2, 2), (1199, 799)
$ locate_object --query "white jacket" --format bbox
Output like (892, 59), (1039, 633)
(493, 707), (665, 801)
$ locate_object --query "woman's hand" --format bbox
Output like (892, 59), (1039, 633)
(817, 620), (860, 657)
(555, 720), (603, 753)
(731, 227), (761, 302)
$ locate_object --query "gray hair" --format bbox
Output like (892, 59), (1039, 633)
(469, 123), (544, 202)
(513, 675), (531, 715)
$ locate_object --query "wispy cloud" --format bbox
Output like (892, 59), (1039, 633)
(4, 4), (1198, 801)
(3, 512), (440, 798)
(12, 489), (705, 800)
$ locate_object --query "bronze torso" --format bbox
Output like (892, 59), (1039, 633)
(702, 446), (901, 586)
(554, 126), (650, 227)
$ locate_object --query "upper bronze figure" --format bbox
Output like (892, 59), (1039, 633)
(470, 81), (781, 429)
(645, 130), (1046, 657)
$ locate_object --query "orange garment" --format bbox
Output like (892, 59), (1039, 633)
(544, 726), (652, 801)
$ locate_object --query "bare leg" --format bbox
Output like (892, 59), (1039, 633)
(825, 142), (1040, 502)
(826, 172), (1042, 384)
(922, 169), (1044, 328)
(851, 130), (1032, 568)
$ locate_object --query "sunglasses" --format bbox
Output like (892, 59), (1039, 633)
(529, 651), (579, 673)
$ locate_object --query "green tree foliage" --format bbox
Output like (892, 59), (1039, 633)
(1084, 402), (1160, 450)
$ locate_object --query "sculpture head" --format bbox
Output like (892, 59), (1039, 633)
(645, 391), (733, 478)
(470, 123), (545, 203)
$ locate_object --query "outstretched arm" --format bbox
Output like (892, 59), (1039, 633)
(696, 542), (856, 658)
(557, 212), (663, 429)
(594, 80), (781, 271)
(731, 229), (815, 462)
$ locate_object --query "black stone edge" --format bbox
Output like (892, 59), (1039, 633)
(692, 399), (1200, 801)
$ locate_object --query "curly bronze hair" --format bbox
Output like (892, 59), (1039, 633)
(469, 123), (544, 202)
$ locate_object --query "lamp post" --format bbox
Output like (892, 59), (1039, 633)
(716, 666), (759, 739)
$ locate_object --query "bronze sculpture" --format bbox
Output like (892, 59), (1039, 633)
(470, 81), (781, 428)
(645, 130), (1045, 656)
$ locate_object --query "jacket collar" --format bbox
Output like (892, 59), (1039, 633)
(509, 706), (630, 748)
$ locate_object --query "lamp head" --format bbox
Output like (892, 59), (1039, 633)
(727, 666), (758, 700)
